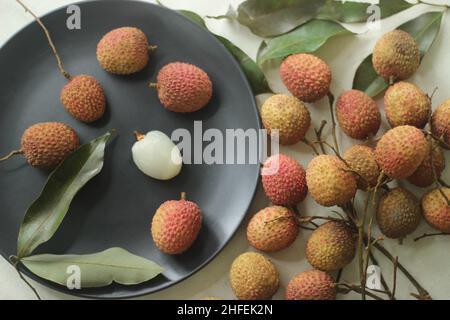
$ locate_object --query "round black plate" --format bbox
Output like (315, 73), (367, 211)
(0, 0), (260, 299)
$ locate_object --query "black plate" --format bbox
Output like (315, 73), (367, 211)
(0, 0), (260, 299)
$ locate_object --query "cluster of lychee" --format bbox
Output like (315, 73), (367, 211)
(228, 30), (449, 300)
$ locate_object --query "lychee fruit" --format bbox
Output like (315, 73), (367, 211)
(372, 30), (420, 81)
(384, 82), (431, 128)
(150, 62), (212, 113)
(1, 122), (80, 169)
(151, 192), (202, 254)
(375, 125), (428, 179)
(376, 188), (422, 239)
(261, 154), (307, 206)
(230, 252), (279, 300)
(260, 95), (311, 145)
(306, 155), (357, 207)
(285, 270), (336, 300)
(343, 145), (380, 190)
(306, 221), (356, 272)
(97, 27), (153, 75)
(280, 53), (332, 103)
(421, 188), (450, 233)
(247, 206), (299, 252)
(60, 75), (106, 122)
(336, 89), (381, 140)
(431, 100), (450, 148)
(408, 138), (445, 188)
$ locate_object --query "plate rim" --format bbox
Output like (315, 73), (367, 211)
(0, 0), (261, 299)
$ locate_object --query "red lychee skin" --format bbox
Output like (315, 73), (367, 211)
(285, 270), (336, 300)
(375, 126), (428, 179)
(151, 198), (202, 254)
(262, 154), (307, 206)
(247, 206), (299, 252)
(431, 100), (450, 148)
(60, 75), (106, 123)
(336, 90), (381, 140)
(154, 62), (212, 113)
(421, 188), (450, 233)
(280, 53), (332, 103)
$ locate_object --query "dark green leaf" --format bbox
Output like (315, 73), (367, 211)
(178, 9), (271, 94)
(353, 11), (444, 97)
(257, 19), (353, 65)
(21, 248), (163, 288)
(17, 132), (113, 258)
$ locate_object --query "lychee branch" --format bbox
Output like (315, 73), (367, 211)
(336, 283), (385, 300)
(327, 92), (340, 155)
(9, 256), (41, 300)
(314, 120), (327, 154)
(0, 149), (24, 161)
(414, 232), (450, 242)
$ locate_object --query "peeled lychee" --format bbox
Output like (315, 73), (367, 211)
(97, 27), (152, 75)
(376, 188), (421, 239)
(0, 122), (80, 169)
(60, 75), (106, 123)
(336, 89), (381, 140)
(344, 145), (380, 190)
(372, 30), (420, 81)
(306, 221), (356, 272)
(431, 100), (450, 148)
(260, 95), (311, 145)
(261, 154), (307, 206)
(408, 138), (445, 188)
(384, 82), (431, 128)
(230, 252), (279, 300)
(151, 62), (212, 113)
(247, 206), (299, 252)
(375, 126), (428, 179)
(306, 155), (357, 207)
(285, 270), (336, 300)
(280, 54), (332, 103)
(151, 193), (202, 254)
(421, 188), (450, 233)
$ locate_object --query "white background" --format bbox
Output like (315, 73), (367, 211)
(0, 0), (449, 300)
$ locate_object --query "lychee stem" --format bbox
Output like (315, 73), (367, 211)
(15, 0), (72, 80)
(134, 131), (145, 141)
(149, 83), (159, 90)
(180, 192), (186, 200)
(0, 149), (24, 161)
(148, 45), (158, 52)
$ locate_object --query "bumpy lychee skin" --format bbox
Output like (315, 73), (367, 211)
(375, 126), (428, 179)
(306, 155), (357, 207)
(230, 252), (279, 300)
(21, 122), (80, 168)
(60, 75), (106, 123)
(280, 54), (332, 103)
(384, 82), (431, 128)
(306, 221), (356, 272)
(260, 95), (311, 145)
(336, 90), (381, 140)
(431, 100), (450, 148)
(97, 27), (150, 75)
(408, 138), (445, 188)
(151, 194), (202, 254)
(247, 206), (299, 253)
(261, 154), (307, 206)
(344, 145), (380, 190)
(421, 188), (450, 233)
(372, 30), (420, 81)
(152, 62), (213, 113)
(376, 188), (421, 239)
(285, 270), (336, 300)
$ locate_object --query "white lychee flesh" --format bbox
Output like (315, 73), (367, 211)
(132, 131), (182, 180)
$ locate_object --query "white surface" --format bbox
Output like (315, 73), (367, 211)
(0, 0), (449, 300)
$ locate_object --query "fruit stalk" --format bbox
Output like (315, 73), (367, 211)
(327, 92), (340, 155)
(9, 256), (41, 300)
(0, 149), (23, 161)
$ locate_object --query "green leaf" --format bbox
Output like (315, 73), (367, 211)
(178, 10), (271, 94)
(21, 248), (163, 288)
(17, 132), (113, 258)
(257, 19), (353, 65)
(353, 11), (444, 97)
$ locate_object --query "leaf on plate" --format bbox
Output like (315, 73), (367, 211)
(17, 132), (113, 258)
(178, 10), (271, 94)
(353, 11), (444, 97)
(257, 19), (353, 65)
(21, 247), (163, 288)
